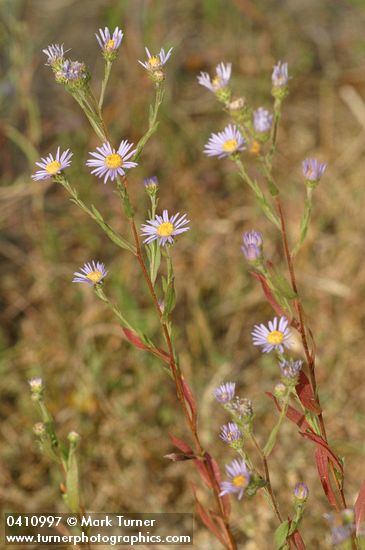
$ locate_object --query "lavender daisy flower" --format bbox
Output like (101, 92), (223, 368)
(43, 43), (67, 65)
(96, 27), (123, 54)
(214, 382), (236, 403)
(197, 62), (232, 92)
(280, 359), (303, 379)
(204, 124), (246, 158)
(138, 47), (173, 71)
(220, 422), (242, 444)
(302, 158), (327, 183)
(72, 261), (108, 286)
(32, 147), (73, 181)
(252, 316), (292, 353)
(253, 107), (273, 133)
(141, 210), (189, 246)
(241, 230), (263, 261)
(220, 459), (250, 500)
(86, 141), (137, 183)
(55, 60), (89, 87)
(272, 61), (289, 88)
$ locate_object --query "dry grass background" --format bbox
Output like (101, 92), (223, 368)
(1, 0), (365, 548)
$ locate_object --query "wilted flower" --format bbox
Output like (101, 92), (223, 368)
(241, 230), (263, 261)
(55, 60), (89, 86)
(68, 431), (81, 444)
(33, 422), (46, 437)
(294, 482), (309, 502)
(214, 382), (236, 403)
(197, 62), (232, 92)
(220, 422), (242, 444)
(220, 459), (250, 500)
(274, 382), (287, 399)
(230, 397), (253, 419)
(272, 61), (289, 88)
(141, 210), (189, 246)
(43, 43), (67, 66)
(32, 147), (73, 181)
(280, 359), (303, 380)
(253, 107), (273, 133)
(86, 141), (137, 183)
(302, 158), (327, 186)
(204, 124), (246, 158)
(138, 47), (173, 72)
(96, 27), (123, 58)
(72, 261), (108, 286)
(252, 317), (292, 353)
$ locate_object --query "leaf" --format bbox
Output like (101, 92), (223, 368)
(269, 266), (297, 300)
(181, 378), (197, 428)
(315, 447), (338, 508)
(299, 432), (343, 473)
(122, 328), (170, 364)
(274, 520), (290, 549)
(169, 434), (211, 488)
(191, 483), (226, 546)
(295, 371), (321, 414)
(266, 392), (313, 432)
(251, 272), (291, 319)
(205, 453), (231, 517)
(293, 530), (306, 550)
(266, 392), (312, 432)
(354, 480), (365, 535)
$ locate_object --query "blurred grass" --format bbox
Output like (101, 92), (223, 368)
(1, 0), (365, 548)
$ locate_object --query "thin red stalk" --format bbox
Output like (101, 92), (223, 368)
(275, 198), (349, 515)
(125, 182), (237, 550)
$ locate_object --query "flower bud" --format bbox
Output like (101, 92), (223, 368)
(68, 431), (80, 444)
(302, 158), (327, 188)
(241, 230), (263, 262)
(272, 61), (289, 99)
(274, 382), (287, 399)
(33, 422), (46, 437)
(294, 482), (309, 502)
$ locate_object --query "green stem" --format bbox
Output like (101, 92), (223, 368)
(291, 187), (313, 257)
(99, 60), (112, 111)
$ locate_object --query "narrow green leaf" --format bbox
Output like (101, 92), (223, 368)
(274, 520), (290, 549)
(66, 446), (80, 513)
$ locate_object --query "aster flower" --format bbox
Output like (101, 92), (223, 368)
(86, 141), (137, 183)
(204, 124), (246, 158)
(302, 158), (327, 183)
(220, 422), (242, 444)
(197, 62), (232, 92)
(28, 378), (43, 392)
(32, 147), (73, 181)
(231, 397), (253, 419)
(141, 210), (189, 246)
(253, 107), (273, 133)
(138, 47), (173, 71)
(324, 510), (356, 546)
(220, 459), (250, 500)
(272, 61), (289, 88)
(251, 316), (292, 353)
(43, 43), (67, 65)
(214, 382), (236, 403)
(72, 261), (108, 286)
(96, 27), (123, 56)
(294, 482), (309, 502)
(241, 230), (263, 261)
(280, 359), (303, 379)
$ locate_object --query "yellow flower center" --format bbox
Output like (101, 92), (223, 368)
(157, 222), (174, 237)
(222, 139), (238, 152)
(105, 153), (123, 169)
(46, 160), (62, 175)
(233, 474), (249, 488)
(106, 39), (115, 50)
(212, 75), (221, 86)
(86, 270), (103, 283)
(227, 431), (233, 441)
(148, 56), (160, 67)
(266, 330), (284, 345)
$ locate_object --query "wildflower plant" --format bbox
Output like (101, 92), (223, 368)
(28, 22), (365, 550)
